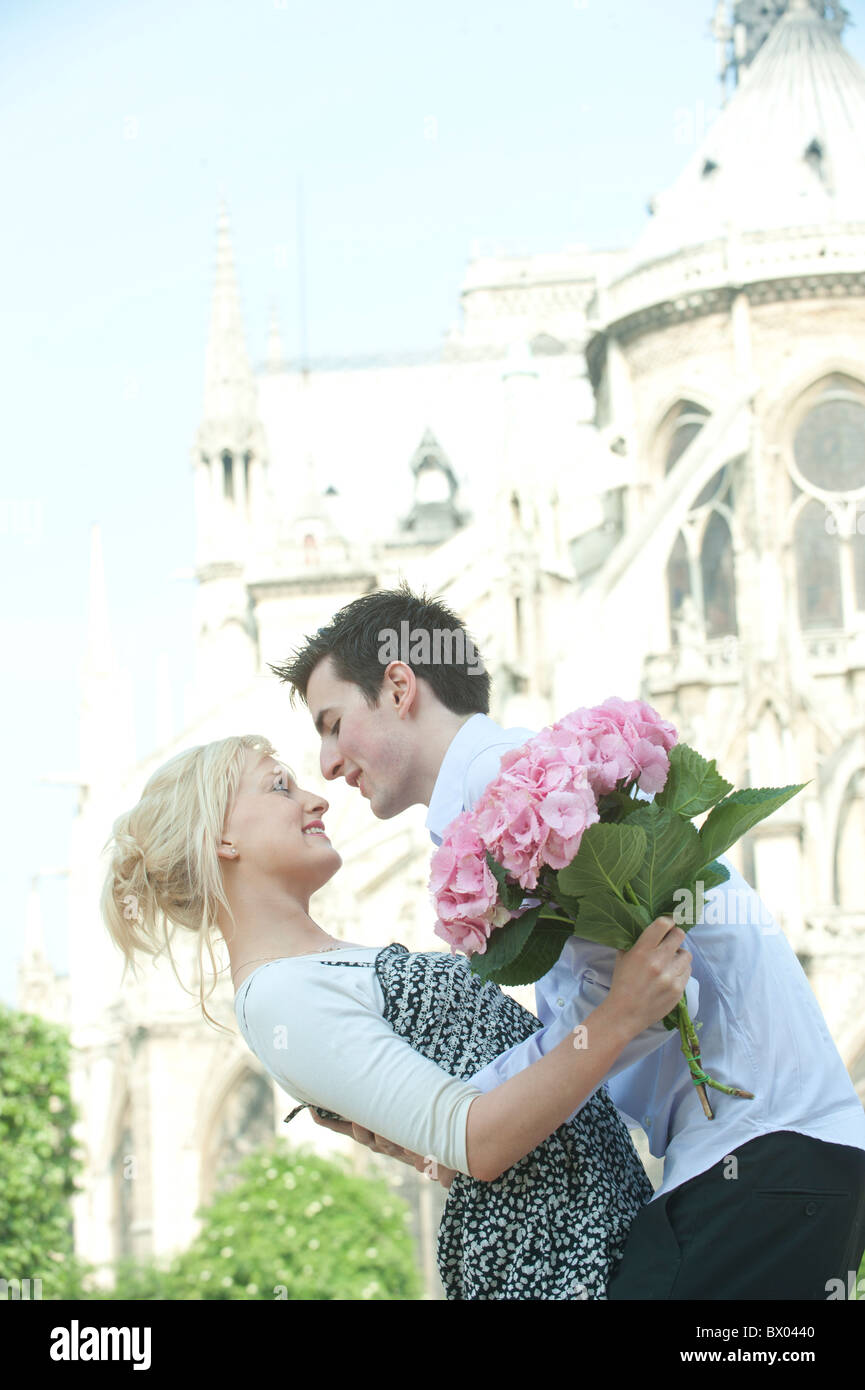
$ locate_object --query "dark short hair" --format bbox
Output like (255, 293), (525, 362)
(270, 583), (491, 715)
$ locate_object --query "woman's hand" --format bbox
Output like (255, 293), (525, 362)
(308, 1110), (455, 1188)
(605, 914), (692, 1038)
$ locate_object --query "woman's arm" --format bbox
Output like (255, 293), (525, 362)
(465, 915), (689, 1181)
(306, 916), (689, 1184)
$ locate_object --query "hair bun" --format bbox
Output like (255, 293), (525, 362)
(117, 831), (145, 864)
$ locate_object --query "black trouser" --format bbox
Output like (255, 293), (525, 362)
(606, 1130), (865, 1300)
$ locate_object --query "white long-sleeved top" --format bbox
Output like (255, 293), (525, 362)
(234, 948), (483, 1175)
(427, 714), (865, 1199)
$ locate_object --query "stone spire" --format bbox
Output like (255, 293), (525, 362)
(201, 201), (256, 427)
(18, 874), (67, 1021)
(193, 202), (268, 569)
(397, 429), (465, 546)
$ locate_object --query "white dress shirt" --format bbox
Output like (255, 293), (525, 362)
(427, 714), (865, 1198)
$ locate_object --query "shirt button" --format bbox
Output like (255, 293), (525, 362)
(805, 1201), (818, 1217)
(643, 1116), (652, 1128)
(556, 997), (565, 1008)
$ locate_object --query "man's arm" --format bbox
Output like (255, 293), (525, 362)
(467, 946), (699, 1114)
(461, 766), (699, 1108)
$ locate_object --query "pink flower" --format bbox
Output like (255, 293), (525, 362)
(595, 697), (678, 753)
(554, 697), (677, 796)
(428, 696), (677, 959)
(430, 812), (499, 937)
(536, 783), (599, 867)
(471, 747), (598, 890)
(433, 915), (492, 956)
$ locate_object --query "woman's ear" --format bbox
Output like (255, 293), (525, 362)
(217, 841), (238, 860)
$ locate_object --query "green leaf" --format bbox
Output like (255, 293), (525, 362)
(698, 783), (808, 864)
(484, 851), (524, 912)
(665, 859), (731, 931)
(467, 906), (542, 981)
(548, 893), (583, 923)
(624, 804), (708, 919)
(555, 821), (647, 900)
(654, 743), (733, 818)
(475, 919), (574, 987)
(697, 858), (731, 893)
(554, 889), (649, 951)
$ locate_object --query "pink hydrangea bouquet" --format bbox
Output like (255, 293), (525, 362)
(429, 697), (807, 1119)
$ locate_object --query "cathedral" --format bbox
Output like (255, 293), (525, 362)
(18, 0), (865, 1297)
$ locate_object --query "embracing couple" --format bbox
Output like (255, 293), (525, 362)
(102, 587), (865, 1301)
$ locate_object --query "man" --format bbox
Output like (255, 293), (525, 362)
(272, 585), (865, 1300)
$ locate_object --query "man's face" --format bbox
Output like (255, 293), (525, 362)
(305, 656), (419, 818)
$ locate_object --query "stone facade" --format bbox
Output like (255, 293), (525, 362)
(17, 0), (865, 1297)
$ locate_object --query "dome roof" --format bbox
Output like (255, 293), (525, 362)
(628, 0), (865, 270)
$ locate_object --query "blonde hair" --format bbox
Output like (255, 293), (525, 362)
(100, 734), (277, 1033)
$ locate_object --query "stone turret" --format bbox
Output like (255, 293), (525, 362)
(190, 204), (266, 708)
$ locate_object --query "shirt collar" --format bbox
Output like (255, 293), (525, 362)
(425, 713), (502, 843)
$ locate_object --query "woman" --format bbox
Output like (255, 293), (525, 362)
(102, 733), (691, 1300)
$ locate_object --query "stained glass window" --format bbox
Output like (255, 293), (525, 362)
(793, 380), (865, 492)
(795, 499), (843, 629)
(667, 531), (692, 644)
(701, 511), (738, 637)
(664, 402), (711, 474)
(834, 769), (865, 909)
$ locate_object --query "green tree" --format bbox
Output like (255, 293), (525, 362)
(0, 1004), (85, 1297)
(88, 1142), (422, 1300)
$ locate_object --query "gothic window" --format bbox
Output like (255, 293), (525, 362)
(788, 375), (865, 633)
(694, 463), (731, 509)
(792, 377), (865, 492)
(855, 527), (865, 610)
(222, 450), (234, 500)
(833, 768), (865, 909)
(661, 401), (711, 475)
(701, 510), (738, 638)
(794, 499), (843, 629)
(666, 462), (739, 648)
(243, 452), (252, 507)
(205, 1070), (275, 1201)
(667, 531), (692, 643)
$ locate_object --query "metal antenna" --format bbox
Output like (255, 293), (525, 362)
(297, 173), (309, 378)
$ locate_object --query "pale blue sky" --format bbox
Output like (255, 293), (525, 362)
(3, 0), (864, 1004)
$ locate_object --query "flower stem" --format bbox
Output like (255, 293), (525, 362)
(676, 1000), (754, 1115)
(677, 1002), (714, 1119)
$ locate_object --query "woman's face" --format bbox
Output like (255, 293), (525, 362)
(219, 749), (342, 895)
